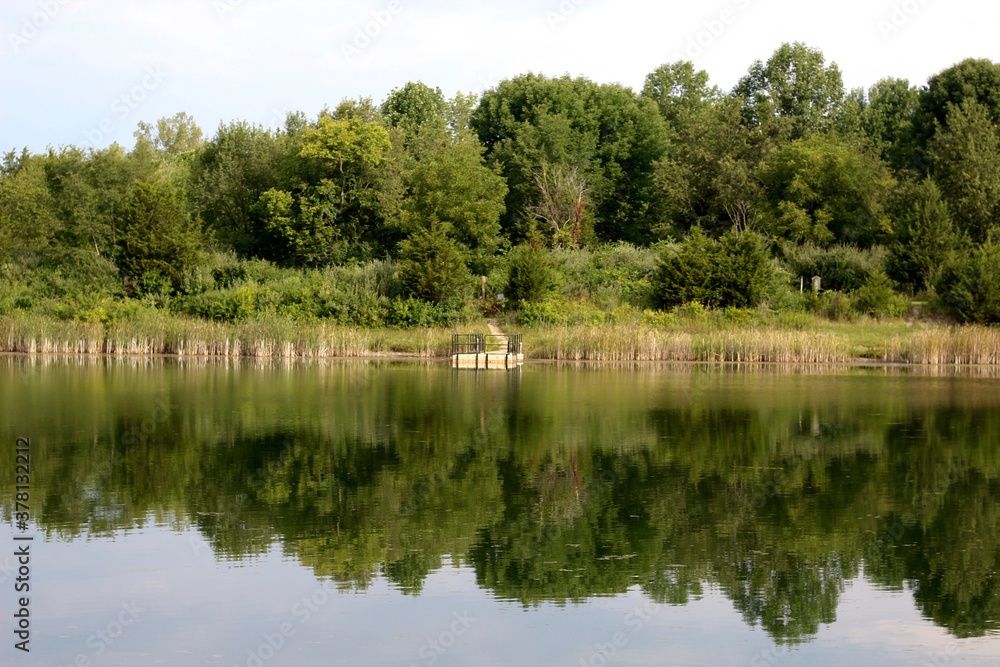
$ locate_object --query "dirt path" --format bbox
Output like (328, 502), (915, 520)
(485, 318), (505, 336)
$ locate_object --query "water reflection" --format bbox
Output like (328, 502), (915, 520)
(2, 357), (1000, 646)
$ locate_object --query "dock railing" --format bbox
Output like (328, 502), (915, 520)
(451, 333), (522, 356)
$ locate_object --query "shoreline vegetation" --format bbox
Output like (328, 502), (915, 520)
(6, 47), (1000, 365)
(4, 312), (1000, 365)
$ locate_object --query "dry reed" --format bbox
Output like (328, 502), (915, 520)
(5, 313), (1000, 366)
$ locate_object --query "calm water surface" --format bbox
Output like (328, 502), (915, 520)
(2, 356), (1000, 666)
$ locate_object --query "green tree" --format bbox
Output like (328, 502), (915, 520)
(714, 229), (776, 308)
(886, 179), (961, 293)
(399, 134), (507, 273)
(505, 243), (555, 303)
(858, 78), (921, 172)
(300, 109), (393, 209)
(134, 112), (204, 157)
(936, 238), (1000, 324)
(380, 81), (448, 149)
(758, 134), (894, 246)
(256, 184), (347, 267)
(190, 121), (291, 257)
(651, 98), (761, 236)
(641, 61), (720, 125)
(471, 74), (670, 244)
(0, 151), (59, 262)
(929, 99), (1000, 243)
(654, 227), (774, 309)
(397, 224), (471, 303)
(734, 42), (845, 140)
(918, 58), (1000, 144)
(114, 179), (202, 294)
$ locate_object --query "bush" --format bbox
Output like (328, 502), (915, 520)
(517, 297), (604, 326)
(397, 226), (471, 303)
(654, 228), (775, 309)
(780, 242), (886, 292)
(936, 239), (1000, 323)
(506, 243), (557, 304)
(114, 179), (202, 295)
(886, 179), (961, 294)
(807, 290), (855, 321)
(852, 271), (909, 318)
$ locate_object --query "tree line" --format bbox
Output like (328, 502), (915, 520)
(3, 43), (1000, 324)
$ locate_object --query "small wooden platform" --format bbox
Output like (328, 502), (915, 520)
(452, 334), (523, 370)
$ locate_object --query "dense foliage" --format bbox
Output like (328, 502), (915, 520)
(5, 44), (1000, 324)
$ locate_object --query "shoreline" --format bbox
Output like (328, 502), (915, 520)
(4, 313), (1000, 366)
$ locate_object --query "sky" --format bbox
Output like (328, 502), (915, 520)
(1, 0), (998, 154)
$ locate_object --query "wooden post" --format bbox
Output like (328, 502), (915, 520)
(800, 276), (804, 294)
(482, 276), (487, 300)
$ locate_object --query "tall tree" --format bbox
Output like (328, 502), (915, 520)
(380, 81), (448, 150)
(886, 179), (961, 294)
(858, 78), (921, 172)
(734, 42), (845, 140)
(641, 61), (720, 125)
(758, 134), (894, 246)
(114, 179), (202, 294)
(0, 151), (59, 262)
(134, 113), (204, 157)
(527, 162), (591, 247)
(918, 58), (1000, 143)
(190, 121), (291, 257)
(929, 99), (1000, 243)
(471, 74), (670, 244)
(651, 97), (761, 237)
(399, 132), (507, 273)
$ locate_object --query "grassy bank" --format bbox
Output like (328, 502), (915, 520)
(4, 310), (1000, 365)
(527, 321), (1000, 364)
(0, 312), (463, 358)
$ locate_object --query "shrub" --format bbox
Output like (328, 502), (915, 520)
(886, 179), (961, 294)
(780, 242), (886, 292)
(114, 179), (202, 295)
(397, 226), (471, 303)
(506, 243), (557, 304)
(654, 227), (775, 309)
(852, 271), (909, 318)
(936, 239), (1000, 323)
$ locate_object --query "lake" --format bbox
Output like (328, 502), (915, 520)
(2, 356), (1000, 666)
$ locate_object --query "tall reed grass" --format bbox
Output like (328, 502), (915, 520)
(526, 322), (1000, 365)
(5, 312), (1000, 366)
(0, 313), (458, 359)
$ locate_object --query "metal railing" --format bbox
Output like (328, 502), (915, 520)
(452, 334), (522, 356)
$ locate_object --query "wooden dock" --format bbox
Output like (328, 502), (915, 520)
(452, 334), (524, 370)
